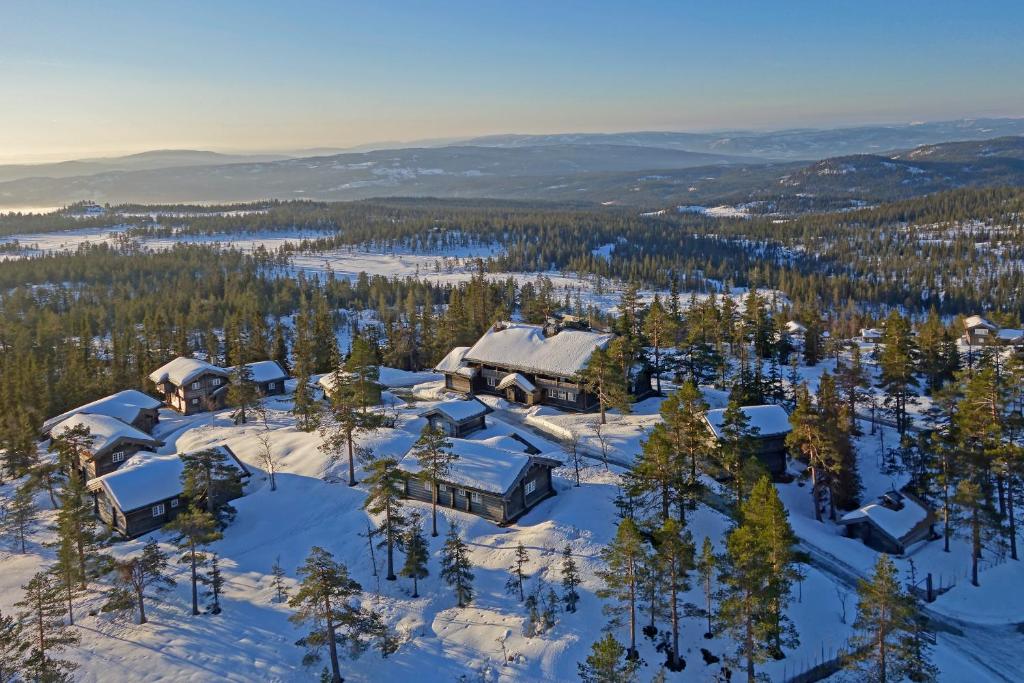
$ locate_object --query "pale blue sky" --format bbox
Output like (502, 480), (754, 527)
(2, 1), (1022, 162)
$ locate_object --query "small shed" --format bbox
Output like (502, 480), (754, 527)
(41, 389), (162, 438)
(50, 413), (162, 480)
(837, 489), (935, 555)
(419, 398), (490, 438)
(243, 360), (290, 396)
(87, 446), (250, 538)
(703, 404), (791, 477)
(398, 437), (560, 524)
(435, 346), (475, 393)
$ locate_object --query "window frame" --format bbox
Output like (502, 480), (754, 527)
(524, 480), (537, 496)
(152, 503), (166, 517)
(111, 451), (126, 463)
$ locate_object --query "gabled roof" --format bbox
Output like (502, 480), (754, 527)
(997, 328), (1024, 342)
(41, 390), (162, 436)
(785, 320), (807, 335)
(859, 327), (883, 339)
(464, 322), (614, 378)
(149, 357), (229, 386)
(963, 315), (998, 331)
(87, 445), (249, 513)
(703, 404), (791, 439)
(838, 490), (931, 546)
(242, 360), (289, 384)
(435, 346), (471, 374)
(419, 398), (489, 424)
(398, 436), (556, 496)
(497, 372), (537, 393)
(50, 413), (161, 456)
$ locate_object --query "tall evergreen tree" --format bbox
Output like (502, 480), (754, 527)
(878, 311), (919, 434)
(0, 608), (28, 683)
(597, 518), (646, 658)
(227, 362), (260, 425)
(577, 632), (638, 683)
(15, 571), (79, 682)
(655, 518), (695, 671)
(505, 543), (531, 602)
(105, 539), (175, 625)
(697, 536), (716, 638)
(1, 483), (38, 553)
(642, 296), (676, 394)
(560, 544), (581, 613)
(345, 337), (381, 413)
(399, 512), (429, 598)
(165, 507), (222, 616)
(411, 425), (456, 537)
(581, 346), (631, 425)
(440, 525), (474, 608)
(180, 448), (243, 524)
(361, 457), (407, 581)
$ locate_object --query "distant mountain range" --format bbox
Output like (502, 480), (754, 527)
(1, 119), (1023, 210)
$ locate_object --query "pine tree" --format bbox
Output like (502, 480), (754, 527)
(51, 423), (93, 484)
(15, 571), (79, 682)
(50, 516), (86, 626)
(0, 608), (28, 683)
(291, 295), (322, 431)
(847, 555), (937, 683)
(166, 506), (222, 616)
(51, 473), (103, 589)
(660, 381), (711, 522)
(227, 362), (260, 425)
(581, 346), (631, 425)
(320, 367), (381, 487)
(361, 457), (407, 581)
(655, 518), (695, 671)
(180, 448), (243, 524)
(560, 544), (581, 613)
(597, 517), (646, 658)
(440, 524), (474, 608)
(642, 296), (676, 394)
(836, 344), (868, 435)
(786, 385), (837, 522)
(577, 632), (638, 683)
(716, 400), (759, 507)
(203, 553), (225, 615)
(411, 425), (456, 537)
(1, 482), (37, 553)
(399, 512), (429, 598)
(697, 536), (716, 638)
(105, 539), (175, 625)
(288, 546), (377, 683)
(345, 336), (381, 412)
(878, 311), (919, 434)
(271, 557), (289, 603)
(271, 319), (290, 373)
(505, 542), (530, 602)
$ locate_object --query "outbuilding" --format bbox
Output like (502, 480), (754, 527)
(418, 398), (490, 438)
(837, 489), (936, 555)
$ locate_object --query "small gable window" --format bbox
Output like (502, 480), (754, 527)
(152, 504), (165, 517)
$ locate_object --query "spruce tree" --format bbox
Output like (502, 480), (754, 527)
(505, 542), (531, 602)
(203, 552), (225, 615)
(15, 571), (79, 682)
(440, 524), (474, 607)
(596, 518), (646, 658)
(411, 425), (456, 537)
(0, 609), (28, 683)
(786, 385), (837, 522)
(560, 544), (581, 613)
(105, 539), (176, 625)
(1, 482), (38, 553)
(345, 337), (381, 413)
(361, 457), (407, 581)
(697, 536), (716, 638)
(716, 400), (759, 507)
(166, 506), (222, 616)
(227, 362), (260, 425)
(642, 296), (676, 394)
(399, 512), (429, 598)
(577, 632), (638, 683)
(180, 448), (243, 524)
(51, 474), (103, 589)
(288, 546), (376, 683)
(271, 557), (289, 603)
(878, 311), (919, 434)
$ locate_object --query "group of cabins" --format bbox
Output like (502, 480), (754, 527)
(436, 319), (653, 412)
(961, 315), (1024, 347)
(149, 357), (288, 415)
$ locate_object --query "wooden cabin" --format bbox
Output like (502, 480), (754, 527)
(41, 389), (162, 439)
(703, 404), (791, 478)
(316, 372), (383, 406)
(149, 357), (231, 415)
(838, 489), (936, 555)
(419, 398), (489, 438)
(435, 321), (652, 412)
(398, 436), (560, 524)
(243, 360), (289, 396)
(50, 413), (162, 481)
(87, 446), (250, 538)
(962, 315), (999, 346)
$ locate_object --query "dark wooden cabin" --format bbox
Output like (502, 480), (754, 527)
(50, 413), (162, 481)
(703, 404), (791, 478)
(40, 389), (162, 439)
(419, 398), (489, 437)
(242, 360), (289, 396)
(838, 489), (936, 555)
(149, 357), (231, 415)
(398, 437), (560, 524)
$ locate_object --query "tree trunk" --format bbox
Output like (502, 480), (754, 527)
(191, 547), (200, 615)
(654, 346), (662, 394)
(627, 564), (637, 658)
(346, 432), (356, 487)
(971, 507), (980, 587)
(1008, 478), (1018, 561)
(431, 481), (439, 537)
(385, 510), (396, 581)
(324, 596), (343, 683)
(810, 464), (822, 522)
(745, 608), (755, 683)
(412, 575), (418, 599)
(670, 564), (680, 669)
(137, 588), (147, 624)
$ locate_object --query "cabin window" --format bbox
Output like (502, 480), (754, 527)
(566, 392), (577, 402)
(470, 492), (482, 503)
(191, 381), (201, 390)
(524, 480), (537, 496)
(191, 398), (200, 405)
(152, 503), (165, 517)
(486, 376), (497, 387)
(438, 484), (449, 492)
(211, 377), (222, 386)
(546, 388), (558, 398)
(170, 498), (179, 508)
(111, 451), (126, 463)
(267, 382), (277, 390)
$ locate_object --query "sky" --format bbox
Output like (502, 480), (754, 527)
(2, 0), (1023, 163)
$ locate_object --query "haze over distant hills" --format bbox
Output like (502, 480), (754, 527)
(1, 118), (1023, 210)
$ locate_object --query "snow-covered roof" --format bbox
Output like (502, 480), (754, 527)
(50, 413), (160, 456)
(859, 327), (883, 339)
(41, 389), (162, 436)
(243, 360), (288, 383)
(455, 366), (478, 378)
(420, 399), (488, 424)
(964, 315), (997, 331)
(435, 346), (471, 373)
(785, 320), (807, 335)
(497, 372), (537, 393)
(997, 328), (1024, 342)
(398, 437), (536, 495)
(703, 404), (791, 439)
(86, 445), (248, 512)
(464, 323), (614, 378)
(87, 452), (185, 512)
(839, 492), (930, 543)
(149, 357), (229, 386)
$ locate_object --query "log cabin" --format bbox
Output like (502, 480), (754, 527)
(435, 320), (652, 412)
(50, 413), (162, 481)
(837, 489), (936, 555)
(703, 404), (791, 478)
(418, 398), (489, 438)
(398, 436), (560, 524)
(962, 315), (999, 346)
(86, 446), (250, 538)
(242, 360), (289, 396)
(149, 357), (231, 415)
(40, 389), (162, 439)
